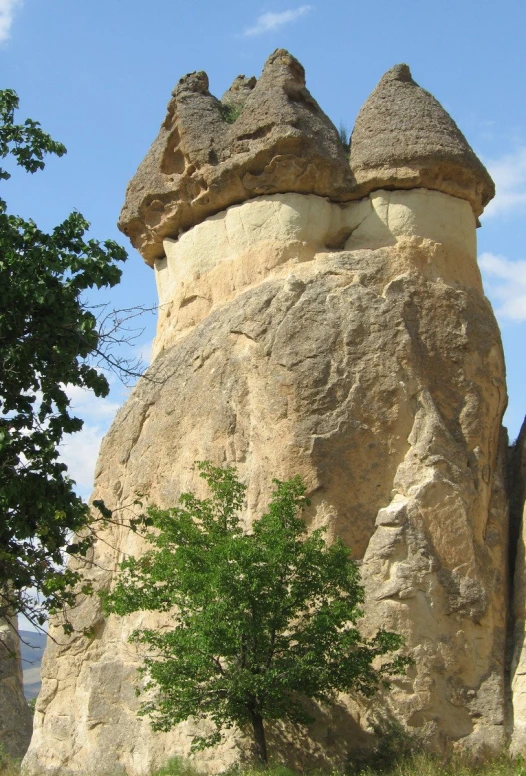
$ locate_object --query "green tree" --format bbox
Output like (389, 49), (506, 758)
(103, 462), (411, 765)
(0, 88), (128, 627)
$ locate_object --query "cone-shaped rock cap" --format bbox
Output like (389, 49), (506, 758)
(349, 64), (495, 216)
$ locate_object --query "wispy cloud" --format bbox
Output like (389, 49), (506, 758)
(136, 337), (153, 369)
(242, 5), (313, 37)
(0, 0), (22, 44)
(65, 383), (121, 421)
(59, 386), (121, 499)
(479, 252), (526, 321)
(483, 147), (526, 218)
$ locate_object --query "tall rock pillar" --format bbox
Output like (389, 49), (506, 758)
(0, 612), (33, 759)
(349, 62), (508, 755)
(24, 54), (508, 774)
(510, 419), (526, 751)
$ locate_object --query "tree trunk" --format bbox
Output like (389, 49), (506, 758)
(250, 710), (268, 765)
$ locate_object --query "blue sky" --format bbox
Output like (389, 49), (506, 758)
(1, 0), (525, 499)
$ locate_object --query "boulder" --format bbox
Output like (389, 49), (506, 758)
(24, 54), (511, 775)
(510, 419), (526, 753)
(0, 613), (33, 759)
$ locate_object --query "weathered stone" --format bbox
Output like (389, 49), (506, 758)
(0, 613), (33, 759)
(118, 49), (352, 265)
(25, 188), (508, 774)
(349, 64), (495, 217)
(221, 75), (256, 108)
(510, 419), (526, 753)
(118, 57), (495, 269)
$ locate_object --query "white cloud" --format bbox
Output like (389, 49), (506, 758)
(59, 386), (121, 498)
(483, 147), (526, 218)
(242, 5), (313, 37)
(59, 423), (107, 498)
(65, 383), (121, 423)
(136, 337), (153, 369)
(0, 0), (22, 43)
(479, 252), (526, 321)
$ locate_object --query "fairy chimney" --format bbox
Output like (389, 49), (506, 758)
(24, 54), (513, 776)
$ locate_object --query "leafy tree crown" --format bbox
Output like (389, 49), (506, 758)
(104, 463), (411, 762)
(0, 89), (127, 626)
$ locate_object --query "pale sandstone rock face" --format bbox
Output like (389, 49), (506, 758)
(0, 613), (33, 758)
(349, 65), (495, 217)
(24, 190), (508, 775)
(510, 419), (526, 753)
(153, 189), (480, 360)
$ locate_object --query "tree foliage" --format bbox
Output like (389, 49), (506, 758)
(103, 463), (411, 764)
(0, 88), (128, 626)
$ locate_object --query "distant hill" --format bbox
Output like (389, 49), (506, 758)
(19, 630), (47, 699)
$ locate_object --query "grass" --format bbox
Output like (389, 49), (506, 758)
(2, 752), (526, 776)
(338, 122), (350, 157)
(151, 753), (526, 776)
(153, 764), (299, 776)
(219, 103), (244, 124)
(0, 746), (22, 776)
(356, 752), (526, 776)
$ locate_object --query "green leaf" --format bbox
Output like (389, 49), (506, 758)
(0, 87), (129, 630)
(104, 463), (412, 763)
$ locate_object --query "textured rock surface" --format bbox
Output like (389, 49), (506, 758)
(0, 613), (33, 758)
(25, 189), (508, 775)
(118, 49), (352, 265)
(152, 189), (480, 360)
(349, 65), (495, 217)
(221, 75), (256, 108)
(510, 419), (526, 752)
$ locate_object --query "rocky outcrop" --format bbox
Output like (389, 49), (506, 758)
(510, 420), (526, 752)
(348, 64), (495, 217)
(118, 49), (352, 265)
(0, 613), (33, 758)
(24, 54), (511, 775)
(221, 75), (256, 109)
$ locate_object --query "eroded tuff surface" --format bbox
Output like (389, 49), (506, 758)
(152, 189), (479, 359)
(0, 614), (33, 758)
(349, 65), (494, 217)
(510, 419), (526, 752)
(25, 191), (508, 775)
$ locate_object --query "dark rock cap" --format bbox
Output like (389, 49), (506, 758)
(119, 56), (495, 265)
(348, 64), (495, 216)
(119, 49), (352, 265)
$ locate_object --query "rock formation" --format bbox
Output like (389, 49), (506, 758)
(0, 613), (33, 758)
(24, 53), (511, 775)
(510, 419), (526, 752)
